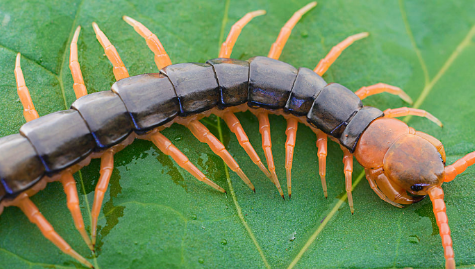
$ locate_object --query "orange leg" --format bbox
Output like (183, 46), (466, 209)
(92, 22), (129, 80)
(90, 149), (114, 247)
(341, 146), (354, 214)
(314, 32), (369, 76)
(185, 120), (254, 191)
(355, 83), (413, 104)
(444, 151), (475, 182)
(268, 1), (317, 60)
(383, 107), (443, 127)
(257, 112), (284, 199)
(428, 186), (456, 269)
(150, 131), (225, 193)
(59, 172), (93, 251)
(219, 10), (266, 58)
(221, 112), (271, 178)
(14, 53), (39, 122)
(13, 197), (93, 268)
(69, 26), (88, 99)
(285, 117), (298, 199)
(316, 131), (328, 198)
(123, 16), (172, 70)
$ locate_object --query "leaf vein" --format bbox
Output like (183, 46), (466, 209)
(398, 0), (430, 86)
(407, 24), (475, 113)
(0, 247), (77, 269)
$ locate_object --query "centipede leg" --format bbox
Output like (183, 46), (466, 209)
(185, 120), (254, 191)
(341, 147), (354, 214)
(13, 196), (94, 268)
(123, 16), (172, 69)
(383, 107), (443, 127)
(285, 118), (298, 199)
(150, 131), (225, 193)
(14, 53), (39, 122)
(92, 22), (129, 80)
(314, 32), (369, 76)
(355, 83), (413, 104)
(428, 186), (456, 269)
(316, 131), (328, 198)
(69, 26), (88, 99)
(257, 112), (284, 199)
(219, 10), (266, 58)
(59, 172), (93, 251)
(268, 1), (317, 60)
(221, 112), (271, 179)
(90, 149), (115, 247)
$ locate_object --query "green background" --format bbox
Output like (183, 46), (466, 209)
(0, 0), (474, 268)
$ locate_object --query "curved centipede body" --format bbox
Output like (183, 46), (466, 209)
(1, 1), (475, 269)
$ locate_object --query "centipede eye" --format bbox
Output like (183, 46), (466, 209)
(411, 184), (424, 192)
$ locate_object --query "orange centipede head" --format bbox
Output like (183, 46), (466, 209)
(355, 118), (446, 206)
(383, 134), (445, 197)
(355, 117), (455, 268)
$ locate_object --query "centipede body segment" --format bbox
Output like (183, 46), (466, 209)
(0, 2), (470, 269)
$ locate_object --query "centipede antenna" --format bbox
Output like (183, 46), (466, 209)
(92, 22), (129, 80)
(14, 197), (94, 268)
(316, 131), (328, 198)
(90, 149), (115, 247)
(59, 172), (93, 251)
(355, 83), (413, 105)
(314, 32), (369, 76)
(444, 151), (475, 182)
(122, 15), (172, 70)
(257, 112), (285, 199)
(219, 9), (266, 58)
(383, 107), (443, 127)
(268, 1), (318, 60)
(14, 53), (40, 122)
(185, 120), (255, 192)
(69, 26), (88, 99)
(428, 186), (456, 269)
(285, 118), (299, 199)
(221, 112), (271, 179)
(150, 131), (226, 193)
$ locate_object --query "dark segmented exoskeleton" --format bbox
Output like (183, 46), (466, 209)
(0, 2), (471, 269)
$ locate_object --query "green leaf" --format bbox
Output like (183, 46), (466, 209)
(0, 0), (474, 268)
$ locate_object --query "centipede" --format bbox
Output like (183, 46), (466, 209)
(1, 1), (474, 268)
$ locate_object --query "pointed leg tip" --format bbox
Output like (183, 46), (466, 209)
(281, 194), (285, 200)
(253, 10), (267, 16)
(253, 188), (256, 193)
(289, 194), (291, 200)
